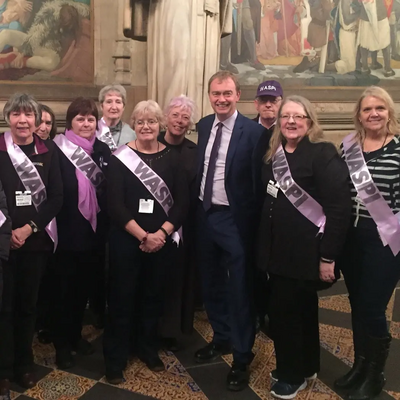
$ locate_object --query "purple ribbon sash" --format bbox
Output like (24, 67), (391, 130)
(54, 134), (105, 190)
(5, 131), (58, 250)
(113, 145), (182, 244)
(272, 144), (326, 233)
(0, 211), (6, 228)
(343, 133), (400, 255)
(96, 118), (117, 152)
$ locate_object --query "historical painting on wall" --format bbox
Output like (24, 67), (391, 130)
(221, 0), (400, 88)
(0, 0), (92, 83)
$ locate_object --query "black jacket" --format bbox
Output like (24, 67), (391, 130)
(0, 133), (63, 252)
(56, 137), (111, 252)
(256, 137), (352, 281)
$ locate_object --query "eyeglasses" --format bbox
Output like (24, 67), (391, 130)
(135, 119), (159, 127)
(280, 114), (309, 121)
(258, 97), (282, 105)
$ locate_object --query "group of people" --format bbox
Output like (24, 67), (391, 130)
(0, 74), (399, 400)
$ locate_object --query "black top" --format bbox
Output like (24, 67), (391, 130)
(340, 136), (400, 224)
(0, 134), (63, 252)
(158, 132), (198, 203)
(108, 146), (189, 234)
(56, 138), (111, 252)
(0, 180), (11, 261)
(256, 137), (352, 281)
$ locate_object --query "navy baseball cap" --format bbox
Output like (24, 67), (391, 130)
(256, 80), (283, 98)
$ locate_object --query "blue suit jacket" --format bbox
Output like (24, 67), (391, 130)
(196, 112), (270, 246)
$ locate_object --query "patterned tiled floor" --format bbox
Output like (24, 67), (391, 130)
(5, 282), (400, 400)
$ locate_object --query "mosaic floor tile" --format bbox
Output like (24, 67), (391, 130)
(10, 391), (20, 399)
(387, 391), (400, 400)
(25, 370), (96, 400)
(390, 321), (400, 340)
(193, 313), (345, 400)
(100, 350), (207, 400)
(319, 290), (397, 321)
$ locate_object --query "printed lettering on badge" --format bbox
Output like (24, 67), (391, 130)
(139, 199), (154, 214)
(267, 180), (278, 198)
(15, 190), (32, 206)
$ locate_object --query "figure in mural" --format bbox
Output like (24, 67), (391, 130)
(0, 0), (89, 71)
(128, 0), (231, 118)
(256, 0), (279, 60)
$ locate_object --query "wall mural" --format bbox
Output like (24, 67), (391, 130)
(0, 0), (92, 82)
(221, 0), (400, 87)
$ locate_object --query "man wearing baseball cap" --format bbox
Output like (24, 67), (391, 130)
(253, 80), (283, 134)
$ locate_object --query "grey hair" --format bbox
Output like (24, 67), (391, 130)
(164, 95), (197, 128)
(3, 93), (41, 126)
(98, 84), (127, 105)
(130, 100), (166, 130)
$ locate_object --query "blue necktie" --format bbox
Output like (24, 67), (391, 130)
(203, 122), (223, 211)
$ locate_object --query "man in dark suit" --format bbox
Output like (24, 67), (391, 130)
(194, 70), (269, 391)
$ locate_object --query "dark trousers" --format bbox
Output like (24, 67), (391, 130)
(268, 273), (320, 385)
(196, 206), (255, 364)
(103, 229), (176, 373)
(50, 250), (101, 351)
(0, 251), (49, 379)
(340, 225), (400, 356)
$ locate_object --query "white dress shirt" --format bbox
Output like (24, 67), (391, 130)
(199, 110), (238, 206)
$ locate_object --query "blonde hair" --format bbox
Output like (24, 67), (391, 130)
(353, 86), (399, 143)
(130, 100), (165, 130)
(265, 95), (324, 162)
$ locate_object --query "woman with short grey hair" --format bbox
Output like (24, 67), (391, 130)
(0, 93), (63, 396)
(97, 84), (136, 151)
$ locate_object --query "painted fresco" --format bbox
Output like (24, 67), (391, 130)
(221, 0), (400, 87)
(0, 0), (92, 82)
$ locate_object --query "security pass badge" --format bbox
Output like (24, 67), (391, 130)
(139, 199), (154, 214)
(267, 180), (279, 198)
(15, 190), (32, 206)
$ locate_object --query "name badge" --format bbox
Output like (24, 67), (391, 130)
(267, 180), (278, 198)
(139, 199), (154, 214)
(16, 190), (32, 206)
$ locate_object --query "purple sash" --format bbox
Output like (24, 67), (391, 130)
(113, 145), (182, 244)
(5, 131), (58, 250)
(53, 134), (105, 190)
(272, 144), (326, 233)
(342, 133), (400, 255)
(96, 118), (117, 152)
(0, 211), (6, 228)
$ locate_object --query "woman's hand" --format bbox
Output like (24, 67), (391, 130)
(139, 231), (166, 253)
(10, 225), (32, 249)
(319, 260), (335, 283)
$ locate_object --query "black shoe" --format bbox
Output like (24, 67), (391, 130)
(37, 329), (53, 344)
(56, 348), (75, 370)
(0, 379), (10, 396)
(161, 337), (180, 352)
(370, 62), (383, 70)
(194, 342), (231, 363)
(270, 380), (307, 399)
(226, 362), (250, 391)
(105, 370), (124, 385)
(139, 355), (165, 372)
(72, 339), (95, 356)
(346, 336), (391, 400)
(16, 372), (37, 389)
(334, 356), (366, 389)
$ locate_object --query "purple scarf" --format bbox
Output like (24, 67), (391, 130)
(65, 130), (100, 232)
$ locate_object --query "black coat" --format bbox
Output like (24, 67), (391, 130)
(256, 137), (352, 281)
(0, 133), (63, 252)
(0, 180), (11, 310)
(56, 137), (111, 252)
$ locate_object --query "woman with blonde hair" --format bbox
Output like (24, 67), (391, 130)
(335, 86), (400, 400)
(256, 95), (351, 399)
(103, 100), (189, 383)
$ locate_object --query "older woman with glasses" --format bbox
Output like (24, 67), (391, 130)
(103, 100), (189, 384)
(97, 84), (136, 151)
(0, 93), (63, 393)
(256, 95), (351, 399)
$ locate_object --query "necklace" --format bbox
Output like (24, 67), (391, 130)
(363, 131), (389, 154)
(135, 139), (159, 153)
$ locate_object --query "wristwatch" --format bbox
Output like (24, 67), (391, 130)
(28, 220), (39, 233)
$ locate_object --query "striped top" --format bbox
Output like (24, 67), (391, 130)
(341, 135), (400, 225)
